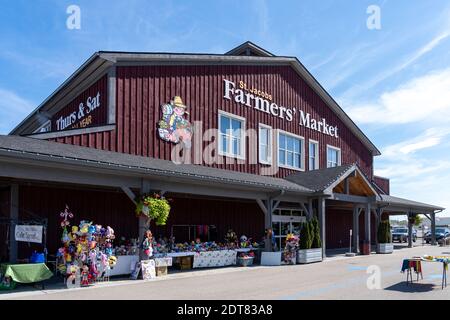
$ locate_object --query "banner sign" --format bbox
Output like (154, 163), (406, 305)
(51, 75), (108, 132)
(15, 225), (43, 243)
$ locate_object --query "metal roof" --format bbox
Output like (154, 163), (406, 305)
(378, 195), (445, 212)
(0, 135), (443, 213)
(0, 135), (312, 194)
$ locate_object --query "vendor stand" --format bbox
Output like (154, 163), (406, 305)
(401, 255), (449, 289)
(0, 263), (53, 289)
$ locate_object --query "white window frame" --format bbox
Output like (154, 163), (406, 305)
(277, 129), (305, 171)
(258, 123), (273, 165)
(326, 145), (341, 168)
(218, 110), (246, 160)
(308, 139), (319, 171)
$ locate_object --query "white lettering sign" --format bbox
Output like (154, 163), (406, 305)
(223, 79), (338, 138)
(15, 225), (43, 243)
(56, 92), (101, 131)
(299, 110), (339, 138)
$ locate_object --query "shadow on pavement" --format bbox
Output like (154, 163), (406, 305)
(384, 282), (436, 293)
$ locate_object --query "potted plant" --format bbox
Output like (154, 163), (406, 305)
(377, 220), (393, 254)
(237, 252), (255, 267)
(135, 193), (171, 227)
(297, 217), (323, 264)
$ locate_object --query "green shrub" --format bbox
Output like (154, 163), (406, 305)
(300, 221), (312, 250)
(311, 217), (322, 249)
(377, 220), (391, 244)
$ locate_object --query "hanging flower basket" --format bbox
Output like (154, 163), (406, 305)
(135, 194), (171, 226)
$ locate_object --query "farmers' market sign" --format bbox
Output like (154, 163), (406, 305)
(223, 79), (339, 138)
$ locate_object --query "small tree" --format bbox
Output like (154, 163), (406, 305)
(299, 221), (312, 250)
(414, 215), (423, 227)
(377, 220), (391, 244)
(311, 217), (322, 249)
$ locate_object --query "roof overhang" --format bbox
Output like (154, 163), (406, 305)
(377, 195), (445, 214)
(0, 135), (313, 202)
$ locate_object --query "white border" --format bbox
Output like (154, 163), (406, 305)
(276, 129), (305, 171)
(258, 123), (273, 165)
(308, 139), (319, 171)
(326, 144), (342, 168)
(218, 110), (246, 160)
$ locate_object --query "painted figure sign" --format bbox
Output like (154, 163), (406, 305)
(158, 96), (193, 148)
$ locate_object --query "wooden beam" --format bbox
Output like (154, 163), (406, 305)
(256, 199), (268, 215)
(365, 203), (371, 248)
(120, 186), (137, 205)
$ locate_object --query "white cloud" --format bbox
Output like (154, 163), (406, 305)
(382, 128), (450, 158)
(0, 88), (35, 134)
(352, 32), (450, 94)
(345, 67), (450, 124)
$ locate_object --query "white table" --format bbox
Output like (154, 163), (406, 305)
(109, 255), (139, 276)
(192, 250), (237, 268)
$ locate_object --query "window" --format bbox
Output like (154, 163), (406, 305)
(259, 124), (272, 164)
(218, 111), (246, 159)
(327, 145), (341, 168)
(278, 131), (304, 170)
(309, 140), (319, 170)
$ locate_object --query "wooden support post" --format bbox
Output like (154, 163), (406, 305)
(256, 199), (271, 229)
(318, 198), (326, 258)
(139, 180), (152, 260)
(431, 212), (436, 246)
(365, 203), (371, 249)
(308, 199), (314, 219)
(374, 208), (379, 245)
(344, 178), (350, 194)
(408, 213), (414, 248)
(9, 184), (19, 263)
(353, 206), (360, 253)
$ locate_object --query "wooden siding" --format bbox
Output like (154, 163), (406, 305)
(48, 65), (373, 179)
(373, 176), (390, 195)
(15, 185), (264, 257)
(326, 208), (376, 249)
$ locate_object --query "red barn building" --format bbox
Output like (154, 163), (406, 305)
(0, 42), (444, 262)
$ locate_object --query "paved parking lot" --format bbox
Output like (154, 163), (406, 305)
(1, 245), (449, 300)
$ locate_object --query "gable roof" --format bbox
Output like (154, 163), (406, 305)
(284, 163), (378, 196)
(225, 41), (275, 57)
(9, 41), (381, 156)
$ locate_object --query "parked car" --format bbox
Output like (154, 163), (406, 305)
(392, 227), (417, 243)
(424, 228), (450, 244)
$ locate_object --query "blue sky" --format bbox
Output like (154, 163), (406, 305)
(1, 0), (449, 216)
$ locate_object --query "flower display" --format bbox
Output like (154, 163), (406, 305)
(135, 193), (171, 226)
(56, 206), (117, 284)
